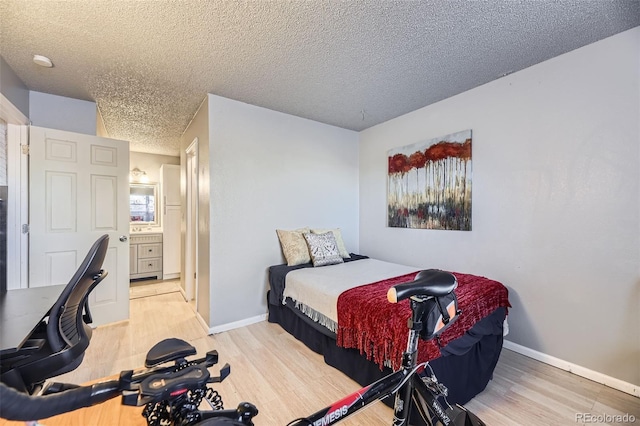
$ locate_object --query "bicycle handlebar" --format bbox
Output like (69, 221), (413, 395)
(0, 348), (227, 423)
(0, 379), (121, 421)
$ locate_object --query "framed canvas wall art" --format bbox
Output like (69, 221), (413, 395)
(387, 129), (472, 230)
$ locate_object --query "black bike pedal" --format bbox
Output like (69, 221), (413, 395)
(121, 389), (139, 406)
(205, 349), (219, 366)
(238, 401), (259, 420)
(209, 363), (231, 383)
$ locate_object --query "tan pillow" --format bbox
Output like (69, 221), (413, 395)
(276, 227), (311, 266)
(311, 228), (350, 258)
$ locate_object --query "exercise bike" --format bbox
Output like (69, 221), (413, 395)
(0, 270), (485, 426)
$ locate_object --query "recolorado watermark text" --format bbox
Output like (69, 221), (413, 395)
(575, 413), (636, 423)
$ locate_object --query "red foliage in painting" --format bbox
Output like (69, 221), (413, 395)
(425, 142), (454, 161)
(389, 153), (410, 174)
(425, 142), (445, 162)
(424, 139), (471, 162)
(389, 138), (471, 175)
(388, 156), (397, 174)
(459, 139), (472, 159)
(409, 151), (427, 169)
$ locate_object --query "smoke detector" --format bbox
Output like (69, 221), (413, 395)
(33, 55), (53, 68)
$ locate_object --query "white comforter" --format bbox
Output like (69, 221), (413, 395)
(282, 258), (418, 330)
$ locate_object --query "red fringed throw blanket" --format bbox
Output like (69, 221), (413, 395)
(336, 271), (511, 371)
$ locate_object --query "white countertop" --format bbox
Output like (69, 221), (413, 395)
(130, 227), (163, 234)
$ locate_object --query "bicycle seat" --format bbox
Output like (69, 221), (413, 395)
(387, 269), (457, 303)
(145, 338), (197, 367)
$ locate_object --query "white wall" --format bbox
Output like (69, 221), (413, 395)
(29, 91), (96, 135)
(359, 28), (640, 387)
(207, 94), (359, 328)
(0, 56), (29, 118)
(0, 120), (6, 185)
(180, 97), (211, 325)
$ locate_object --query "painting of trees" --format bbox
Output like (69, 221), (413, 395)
(388, 130), (472, 230)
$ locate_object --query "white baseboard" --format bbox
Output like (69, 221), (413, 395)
(208, 314), (268, 335)
(179, 290), (210, 334)
(503, 340), (639, 398)
(194, 310), (210, 334)
(163, 273), (180, 280)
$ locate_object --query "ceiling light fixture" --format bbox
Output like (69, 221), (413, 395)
(33, 54), (53, 68)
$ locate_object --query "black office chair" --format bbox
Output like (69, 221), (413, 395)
(0, 234), (110, 394)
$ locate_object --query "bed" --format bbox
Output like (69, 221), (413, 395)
(267, 254), (510, 407)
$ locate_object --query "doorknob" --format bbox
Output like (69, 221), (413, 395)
(120, 235), (128, 242)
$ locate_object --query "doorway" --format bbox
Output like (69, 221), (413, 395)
(185, 138), (198, 310)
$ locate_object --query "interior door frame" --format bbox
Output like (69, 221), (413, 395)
(1, 93), (29, 289)
(185, 137), (198, 307)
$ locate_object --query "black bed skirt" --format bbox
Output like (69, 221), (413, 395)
(267, 294), (505, 405)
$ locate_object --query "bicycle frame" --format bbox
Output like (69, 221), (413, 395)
(289, 297), (452, 426)
(290, 368), (405, 426)
(290, 371), (453, 426)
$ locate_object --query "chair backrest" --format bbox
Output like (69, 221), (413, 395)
(11, 234), (110, 392)
(46, 234), (110, 352)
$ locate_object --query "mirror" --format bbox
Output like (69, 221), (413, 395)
(130, 183), (159, 225)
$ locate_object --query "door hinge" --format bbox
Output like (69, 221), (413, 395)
(22, 224), (30, 234)
(21, 145), (29, 155)
(194, 272), (196, 279)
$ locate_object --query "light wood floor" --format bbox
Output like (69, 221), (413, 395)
(129, 278), (181, 299)
(2, 284), (638, 425)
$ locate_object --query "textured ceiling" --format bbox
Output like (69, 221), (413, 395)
(1, 1), (638, 156)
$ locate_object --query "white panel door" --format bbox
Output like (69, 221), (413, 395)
(29, 126), (130, 326)
(161, 164), (181, 278)
(163, 204), (181, 277)
(160, 164), (180, 206)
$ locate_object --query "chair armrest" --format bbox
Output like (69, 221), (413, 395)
(20, 339), (45, 352)
(0, 339), (46, 371)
